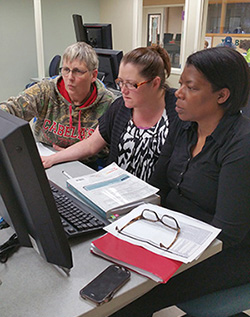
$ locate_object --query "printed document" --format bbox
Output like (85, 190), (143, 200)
(36, 142), (55, 156)
(105, 203), (221, 263)
(66, 163), (159, 217)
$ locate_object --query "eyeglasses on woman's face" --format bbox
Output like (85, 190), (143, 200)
(115, 78), (153, 91)
(60, 67), (88, 77)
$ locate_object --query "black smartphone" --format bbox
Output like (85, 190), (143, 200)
(79, 265), (131, 305)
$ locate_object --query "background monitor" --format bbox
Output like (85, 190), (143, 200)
(0, 110), (73, 270)
(95, 48), (123, 89)
(72, 14), (113, 49)
(72, 14), (89, 44)
(84, 23), (112, 49)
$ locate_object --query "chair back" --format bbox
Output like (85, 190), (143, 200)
(49, 55), (61, 77)
(177, 283), (250, 317)
(164, 33), (173, 45)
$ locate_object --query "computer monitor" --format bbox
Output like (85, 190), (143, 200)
(84, 23), (113, 49)
(95, 48), (123, 89)
(72, 14), (89, 44)
(0, 110), (73, 271)
(72, 14), (113, 49)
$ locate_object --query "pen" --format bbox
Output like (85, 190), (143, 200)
(62, 170), (72, 179)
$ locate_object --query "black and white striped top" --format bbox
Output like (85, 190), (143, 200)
(117, 109), (169, 181)
(98, 88), (177, 181)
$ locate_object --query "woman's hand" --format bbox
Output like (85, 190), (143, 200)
(41, 153), (59, 169)
(40, 126), (107, 169)
(52, 144), (64, 152)
(41, 144), (65, 169)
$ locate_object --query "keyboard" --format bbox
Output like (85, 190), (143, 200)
(49, 181), (108, 238)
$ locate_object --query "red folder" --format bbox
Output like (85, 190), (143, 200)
(91, 233), (182, 283)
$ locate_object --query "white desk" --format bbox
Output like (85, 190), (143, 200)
(0, 161), (222, 317)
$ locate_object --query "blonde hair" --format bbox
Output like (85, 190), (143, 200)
(63, 42), (99, 71)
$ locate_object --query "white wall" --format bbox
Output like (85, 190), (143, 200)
(99, 0), (135, 54)
(41, 0), (100, 76)
(0, 0), (100, 100)
(0, 0), (37, 99)
(168, 7), (183, 35)
(0, 0), (208, 99)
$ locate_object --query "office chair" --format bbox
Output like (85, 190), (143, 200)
(163, 33), (173, 45)
(49, 55), (61, 77)
(177, 283), (250, 317)
(25, 55), (61, 89)
(175, 33), (181, 42)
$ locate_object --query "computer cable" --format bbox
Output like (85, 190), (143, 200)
(0, 217), (9, 229)
(0, 233), (20, 263)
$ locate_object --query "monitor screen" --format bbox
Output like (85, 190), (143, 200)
(95, 48), (123, 89)
(0, 110), (73, 270)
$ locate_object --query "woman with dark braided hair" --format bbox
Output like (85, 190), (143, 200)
(42, 46), (177, 182)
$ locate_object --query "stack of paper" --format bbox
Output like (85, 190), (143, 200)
(91, 233), (182, 283)
(91, 204), (221, 283)
(66, 163), (160, 219)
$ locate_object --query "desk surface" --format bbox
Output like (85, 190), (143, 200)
(0, 161), (222, 317)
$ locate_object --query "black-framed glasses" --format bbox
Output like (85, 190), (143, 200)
(60, 67), (88, 77)
(115, 209), (181, 250)
(115, 79), (153, 91)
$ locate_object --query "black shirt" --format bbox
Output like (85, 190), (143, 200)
(150, 113), (250, 248)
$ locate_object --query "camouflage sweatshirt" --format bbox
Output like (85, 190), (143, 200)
(0, 77), (114, 149)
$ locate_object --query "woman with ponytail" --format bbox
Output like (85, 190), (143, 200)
(42, 46), (177, 182)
